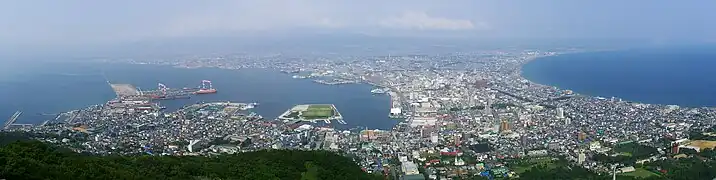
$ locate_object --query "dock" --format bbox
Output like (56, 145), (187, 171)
(113, 81), (217, 101)
(312, 79), (359, 85)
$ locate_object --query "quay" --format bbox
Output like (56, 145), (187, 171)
(312, 79), (359, 85)
(110, 80), (217, 102)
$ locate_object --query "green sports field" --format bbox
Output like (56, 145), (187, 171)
(301, 105), (335, 119)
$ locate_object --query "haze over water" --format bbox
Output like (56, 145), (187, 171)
(0, 62), (396, 130)
(522, 46), (716, 107)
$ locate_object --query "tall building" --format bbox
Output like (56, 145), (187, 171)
(578, 151), (586, 164)
(671, 142), (680, 154)
(485, 100), (492, 114)
(565, 118), (571, 125)
(520, 135), (528, 147)
(499, 119), (511, 133)
(468, 95), (477, 107)
(556, 108), (565, 119)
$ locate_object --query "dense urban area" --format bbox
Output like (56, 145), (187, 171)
(3, 49), (716, 180)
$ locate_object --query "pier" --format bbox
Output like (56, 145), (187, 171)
(312, 79), (359, 85)
(133, 80), (217, 101)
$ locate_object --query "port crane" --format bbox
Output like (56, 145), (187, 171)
(158, 83), (168, 96)
(201, 80), (213, 90)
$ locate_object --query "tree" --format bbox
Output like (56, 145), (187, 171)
(301, 162), (320, 180)
(0, 135), (382, 180)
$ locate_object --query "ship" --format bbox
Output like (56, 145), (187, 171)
(371, 88), (388, 94)
(194, 89), (217, 94)
(194, 80), (217, 94)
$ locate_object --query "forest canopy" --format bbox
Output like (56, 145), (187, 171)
(0, 133), (380, 180)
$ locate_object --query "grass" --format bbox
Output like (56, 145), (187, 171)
(689, 140), (716, 150)
(621, 168), (659, 178)
(302, 105), (335, 119)
(279, 104), (338, 120)
(513, 157), (557, 174)
(307, 104), (333, 110)
(618, 152), (633, 157)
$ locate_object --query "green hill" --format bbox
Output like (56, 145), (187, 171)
(0, 133), (381, 180)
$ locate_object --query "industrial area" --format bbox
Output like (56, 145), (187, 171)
(3, 80), (219, 130)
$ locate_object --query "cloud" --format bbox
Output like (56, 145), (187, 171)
(379, 12), (483, 31)
(161, 0), (345, 37)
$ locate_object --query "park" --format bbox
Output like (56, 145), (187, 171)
(278, 104), (343, 122)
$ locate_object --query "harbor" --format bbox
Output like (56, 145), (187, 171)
(0, 66), (397, 130)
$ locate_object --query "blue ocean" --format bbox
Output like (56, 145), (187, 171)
(522, 45), (716, 107)
(0, 62), (396, 130)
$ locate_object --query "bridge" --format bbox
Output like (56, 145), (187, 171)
(3, 111), (22, 130)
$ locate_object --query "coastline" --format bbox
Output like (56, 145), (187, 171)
(3, 64), (396, 129)
(517, 51), (640, 104)
(517, 50), (716, 109)
(157, 64), (401, 121)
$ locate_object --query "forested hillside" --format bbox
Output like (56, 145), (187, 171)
(0, 133), (381, 180)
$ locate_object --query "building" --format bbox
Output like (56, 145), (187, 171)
(520, 135), (528, 146)
(402, 162), (420, 175)
(578, 132), (587, 142)
(671, 142), (680, 154)
(589, 141), (602, 151)
(556, 108), (565, 119)
(403, 174), (426, 180)
(468, 95), (478, 107)
(619, 166), (636, 173)
(578, 152), (586, 164)
(527, 149), (548, 157)
(564, 118), (571, 125)
(499, 120), (510, 133)
(410, 117), (437, 127)
(390, 107), (402, 116)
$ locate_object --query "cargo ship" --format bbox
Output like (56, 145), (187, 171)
(194, 88), (217, 94)
(194, 80), (217, 94)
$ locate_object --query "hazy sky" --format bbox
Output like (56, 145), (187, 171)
(1, 0), (715, 47)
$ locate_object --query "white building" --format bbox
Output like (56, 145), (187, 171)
(402, 162), (420, 175)
(556, 108), (565, 118)
(390, 108), (402, 115)
(410, 117), (438, 127)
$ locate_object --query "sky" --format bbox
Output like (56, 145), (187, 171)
(1, 0), (715, 49)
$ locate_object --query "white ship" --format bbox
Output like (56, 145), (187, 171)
(371, 88), (388, 94)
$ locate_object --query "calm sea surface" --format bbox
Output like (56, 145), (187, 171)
(0, 62), (397, 130)
(522, 46), (716, 107)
